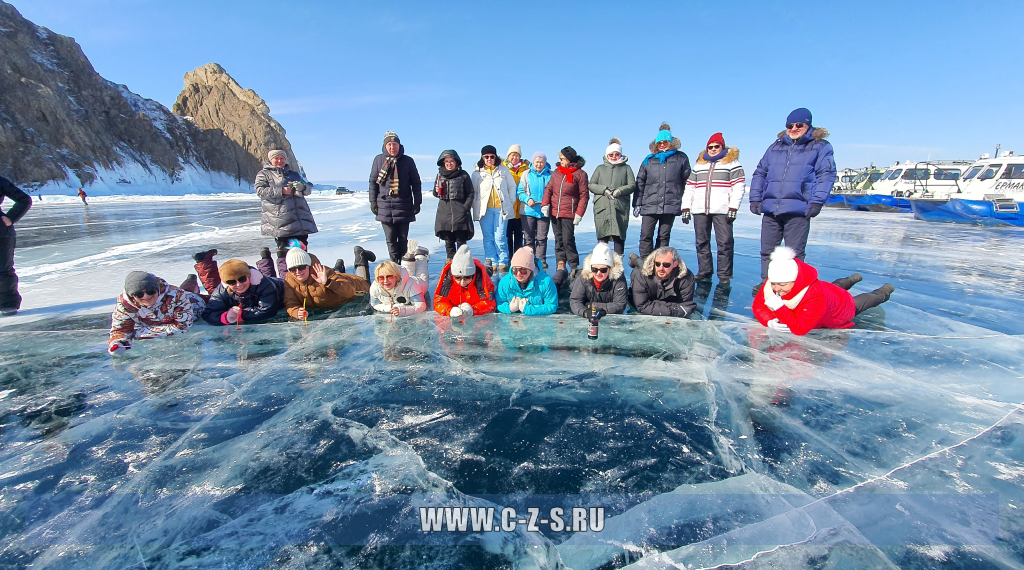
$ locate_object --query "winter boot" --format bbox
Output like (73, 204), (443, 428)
(193, 250), (221, 293)
(557, 260), (566, 272)
(333, 259), (346, 273)
(628, 253), (641, 270)
(257, 247), (277, 278)
(353, 246), (377, 284)
(498, 264), (508, 274)
(179, 274), (200, 295)
(414, 244), (430, 282)
(401, 239), (419, 277)
(192, 249), (217, 264)
(275, 248), (289, 278)
(541, 260), (549, 271)
(849, 273), (863, 285)
(878, 283), (895, 301)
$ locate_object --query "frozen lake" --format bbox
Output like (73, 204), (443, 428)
(1, 195), (1022, 569)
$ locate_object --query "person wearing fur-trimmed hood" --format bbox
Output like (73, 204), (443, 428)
(633, 123), (691, 259)
(630, 246), (696, 318)
(683, 133), (745, 284)
(588, 138), (636, 255)
(752, 246), (894, 335)
(255, 149), (318, 250)
(749, 108), (837, 281)
(569, 242), (628, 318)
(108, 272), (206, 355)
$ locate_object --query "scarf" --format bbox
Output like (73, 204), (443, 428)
(703, 148), (727, 162)
(607, 155), (626, 165)
(557, 164), (579, 183)
(764, 283), (810, 310)
(642, 149), (677, 166)
(376, 155), (399, 195)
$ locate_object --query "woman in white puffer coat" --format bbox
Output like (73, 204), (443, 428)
(369, 240), (430, 316)
(682, 132), (745, 284)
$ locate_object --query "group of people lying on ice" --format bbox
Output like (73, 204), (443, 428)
(107, 238), (895, 355)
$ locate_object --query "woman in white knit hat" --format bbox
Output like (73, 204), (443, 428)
(588, 138), (636, 255)
(282, 247), (370, 320)
(569, 242), (628, 318)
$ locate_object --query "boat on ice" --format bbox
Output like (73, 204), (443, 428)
(830, 167), (886, 208)
(845, 160), (971, 212)
(827, 168), (861, 206)
(910, 153), (1024, 225)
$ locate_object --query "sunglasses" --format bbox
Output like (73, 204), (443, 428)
(482, 155), (497, 160)
(376, 273), (399, 281)
(707, 144), (722, 151)
(511, 267), (531, 275)
(654, 261), (675, 269)
(131, 288), (158, 298)
(786, 123), (806, 130)
(592, 267), (609, 274)
(289, 265), (309, 272)
(454, 275), (474, 282)
(224, 275), (248, 286)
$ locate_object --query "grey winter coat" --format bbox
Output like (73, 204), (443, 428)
(369, 143), (422, 224)
(254, 164), (318, 237)
(630, 253), (696, 317)
(634, 136), (692, 216)
(588, 157), (636, 239)
(433, 150), (475, 239)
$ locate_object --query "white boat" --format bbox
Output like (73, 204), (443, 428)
(846, 160), (971, 212)
(909, 152), (1024, 225)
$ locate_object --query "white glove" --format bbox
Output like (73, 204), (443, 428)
(604, 189), (613, 198)
(449, 306), (463, 318)
(764, 291), (785, 311)
(226, 306), (241, 323)
(459, 302), (474, 317)
(541, 205), (550, 217)
(573, 214), (582, 226)
(508, 297), (522, 313)
(518, 298), (528, 311)
(767, 318), (791, 333)
(108, 343), (129, 355)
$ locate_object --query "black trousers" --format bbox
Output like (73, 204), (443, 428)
(639, 214), (675, 258)
(381, 222), (410, 262)
(550, 217), (579, 268)
(439, 230), (471, 260)
(833, 276), (891, 314)
(760, 213), (810, 279)
(693, 214), (734, 278)
(506, 217), (523, 257)
(523, 216), (550, 263)
(0, 227), (19, 311)
(598, 235), (625, 255)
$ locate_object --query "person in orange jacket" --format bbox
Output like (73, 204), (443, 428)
(433, 244), (496, 317)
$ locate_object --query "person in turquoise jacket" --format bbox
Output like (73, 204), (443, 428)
(496, 246), (558, 316)
(518, 152), (553, 270)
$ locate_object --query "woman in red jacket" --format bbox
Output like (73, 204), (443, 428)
(541, 146), (589, 272)
(433, 244), (496, 317)
(752, 246), (894, 335)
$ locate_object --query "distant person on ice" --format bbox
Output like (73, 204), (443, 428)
(569, 242), (628, 318)
(434, 245), (496, 318)
(683, 132), (745, 285)
(255, 149), (317, 276)
(753, 246), (894, 335)
(77, 188), (88, 205)
(0, 176), (30, 316)
(370, 239), (431, 318)
(369, 130), (422, 263)
(748, 108), (836, 284)
(630, 246), (697, 318)
(283, 247), (373, 320)
(108, 271), (206, 355)
(496, 247), (558, 316)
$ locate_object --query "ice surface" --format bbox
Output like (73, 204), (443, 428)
(0, 197), (1022, 569)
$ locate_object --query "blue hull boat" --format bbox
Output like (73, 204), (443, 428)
(910, 198), (1024, 226)
(843, 194), (911, 213)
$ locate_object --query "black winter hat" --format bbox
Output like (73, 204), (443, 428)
(437, 149), (462, 168)
(480, 145), (498, 158)
(560, 146), (579, 164)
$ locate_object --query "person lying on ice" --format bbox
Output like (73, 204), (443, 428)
(202, 258), (285, 326)
(496, 246), (558, 316)
(284, 247), (373, 320)
(569, 242), (628, 318)
(370, 239), (430, 317)
(630, 246), (697, 318)
(434, 244), (496, 318)
(108, 271), (206, 355)
(753, 246), (895, 335)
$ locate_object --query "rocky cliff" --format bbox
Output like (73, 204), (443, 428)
(0, 1), (300, 194)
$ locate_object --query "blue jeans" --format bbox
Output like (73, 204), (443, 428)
(480, 207), (508, 265)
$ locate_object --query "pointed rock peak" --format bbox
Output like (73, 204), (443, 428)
(182, 63), (269, 115)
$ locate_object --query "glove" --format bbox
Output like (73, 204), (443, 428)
(449, 306), (463, 318)
(508, 298), (522, 313)
(727, 208), (737, 223)
(541, 205), (550, 217)
(604, 189), (614, 199)
(108, 343), (129, 355)
(226, 306), (241, 324)
(806, 203), (823, 218)
(767, 318), (791, 333)
(501, 209), (508, 220)
(633, 206), (641, 218)
(573, 214), (582, 226)
(680, 209), (691, 224)
(460, 302), (474, 317)
(370, 202), (379, 215)
(764, 291), (785, 311)
(414, 203), (421, 215)
(294, 182), (307, 193)
(749, 201), (761, 215)
(612, 189), (621, 198)
(583, 307), (607, 320)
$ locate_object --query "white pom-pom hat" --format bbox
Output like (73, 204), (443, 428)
(767, 246), (799, 283)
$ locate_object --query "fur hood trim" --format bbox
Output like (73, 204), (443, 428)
(580, 251), (624, 280)
(602, 155), (629, 166)
(641, 253), (687, 277)
(776, 127), (829, 141)
(696, 146), (740, 165)
(648, 137), (682, 154)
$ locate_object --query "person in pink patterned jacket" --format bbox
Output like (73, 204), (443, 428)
(108, 271), (206, 355)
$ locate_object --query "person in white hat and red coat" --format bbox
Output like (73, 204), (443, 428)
(752, 246), (895, 335)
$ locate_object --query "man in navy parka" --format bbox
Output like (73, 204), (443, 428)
(748, 108), (836, 282)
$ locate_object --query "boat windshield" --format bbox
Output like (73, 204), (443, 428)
(853, 173), (869, 183)
(933, 169), (961, 180)
(869, 172), (885, 182)
(887, 169), (903, 180)
(998, 164), (1024, 179)
(978, 165), (1003, 180)
(902, 169), (930, 180)
(963, 166), (983, 180)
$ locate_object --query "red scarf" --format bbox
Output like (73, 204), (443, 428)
(557, 164), (579, 183)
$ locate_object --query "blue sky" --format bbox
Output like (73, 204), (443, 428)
(13, 0), (1024, 182)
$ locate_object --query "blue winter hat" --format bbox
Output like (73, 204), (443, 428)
(655, 129), (673, 143)
(786, 108), (812, 127)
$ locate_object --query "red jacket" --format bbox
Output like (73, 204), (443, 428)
(433, 259), (496, 316)
(752, 259), (855, 335)
(541, 164), (589, 219)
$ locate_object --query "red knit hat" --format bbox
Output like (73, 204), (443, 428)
(706, 133), (725, 148)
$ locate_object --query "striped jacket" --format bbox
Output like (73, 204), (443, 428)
(683, 147), (745, 214)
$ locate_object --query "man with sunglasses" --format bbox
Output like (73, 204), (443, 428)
(108, 271), (206, 354)
(202, 259), (285, 326)
(683, 133), (745, 285)
(496, 247), (557, 316)
(749, 108), (836, 285)
(630, 246), (697, 318)
(569, 242), (628, 318)
(283, 247), (370, 320)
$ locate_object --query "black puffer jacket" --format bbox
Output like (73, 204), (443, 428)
(369, 143), (422, 224)
(634, 133), (692, 216)
(569, 251), (629, 317)
(254, 164), (318, 237)
(202, 267), (285, 325)
(630, 255), (696, 317)
(433, 150), (475, 238)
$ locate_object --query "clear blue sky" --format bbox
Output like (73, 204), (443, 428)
(13, 0), (1024, 182)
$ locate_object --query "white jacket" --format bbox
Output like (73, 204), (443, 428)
(369, 267), (427, 317)
(683, 147), (745, 214)
(471, 164), (517, 221)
